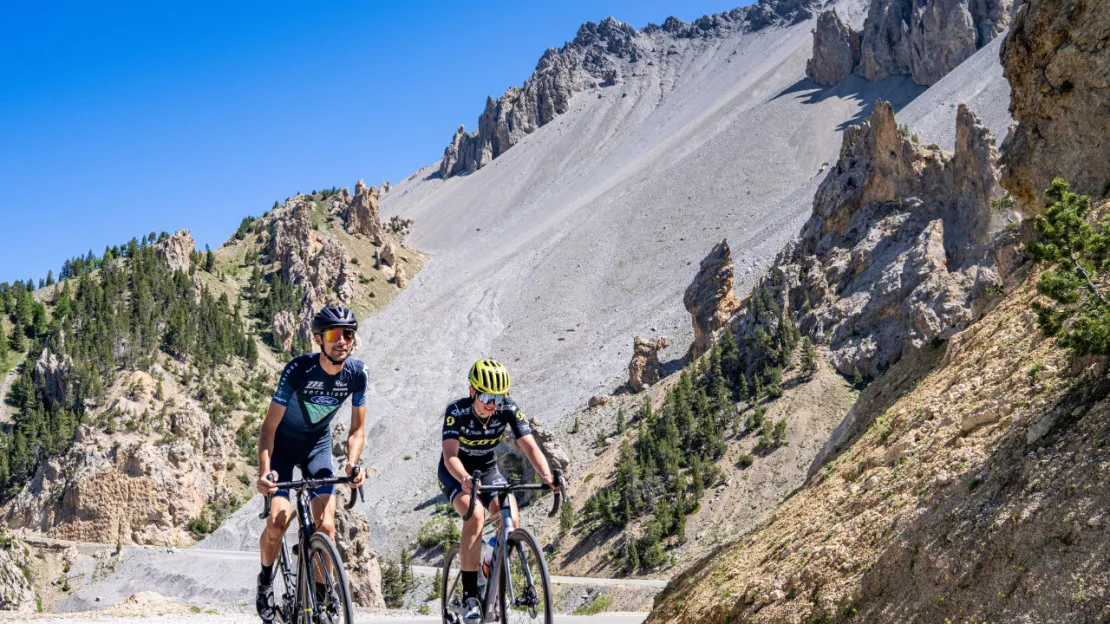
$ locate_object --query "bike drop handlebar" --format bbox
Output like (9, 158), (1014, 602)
(259, 465), (365, 520)
(461, 469), (567, 522)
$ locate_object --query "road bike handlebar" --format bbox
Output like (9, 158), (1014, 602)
(461, 469), (567, 522)
(258, 465), (365, 520)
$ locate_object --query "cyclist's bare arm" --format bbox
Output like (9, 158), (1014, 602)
(346, 405), (367, 486)
(442, 439), (473, 495)
(517, 434), (558, 492)
(257, 401), (286, 495)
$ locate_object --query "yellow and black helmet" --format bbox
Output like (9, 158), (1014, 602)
(469, 359), (511, 394)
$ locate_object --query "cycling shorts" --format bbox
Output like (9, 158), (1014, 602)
(438, 459), (508, 509)
(271, 430), (335, 500)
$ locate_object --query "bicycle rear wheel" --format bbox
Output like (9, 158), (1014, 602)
(500, 528), (553, 624)
(303, 533), (354, 624)
(441, 543), (464, 624)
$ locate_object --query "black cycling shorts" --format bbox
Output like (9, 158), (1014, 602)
(438, 459), (507, 509)
(271, 430), (335, 500)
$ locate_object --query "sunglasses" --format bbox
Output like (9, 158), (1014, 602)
(476, 393), (506, 406)
(322, 328), (356, 343)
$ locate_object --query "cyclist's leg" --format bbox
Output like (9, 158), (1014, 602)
(482, 469), (519, 530)
(440, 462), (485, 570)
(305, 433), (337, 541)
(260, 451), (297, 566)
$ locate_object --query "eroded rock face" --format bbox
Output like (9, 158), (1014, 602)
(152, 230), (195, 273)
(272, 310), (297, 353)
(684, 240), (740, 357)
(857, 0), (1011, 86)
(33, 348), (72, 410)
(346, 180), (384, 243)
(0, 535), (35, 613)
(806, 10), (861, 86)
(440, 0), (817, 178)
(269, 198), (355, 313)
(329, 187), (351, 216)
(334, 489), (385, 609)
(1000, 0), (1110, 217)
(727, 100), (1008, 379)
(4, 402), (234, 545)
(629, 336), (670, 392)
(271, 198), (315, 286)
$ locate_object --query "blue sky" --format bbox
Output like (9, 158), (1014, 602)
(0, 1), (745, 284)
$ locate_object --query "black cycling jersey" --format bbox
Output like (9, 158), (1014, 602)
(441, 396), (532, 472)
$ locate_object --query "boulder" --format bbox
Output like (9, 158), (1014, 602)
(629, 336), (670, 392)
(380, 241), (397, 268)
(684, 240), (740, 357)
(394, 265), (408, 289)
(806, 10), (860, 86)
(152, 230), (195, 273)
(999, 0), (1110, 217)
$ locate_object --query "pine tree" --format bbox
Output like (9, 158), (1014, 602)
(801, 337), (818, 378)
(851, 366), (864, 388)
(8, 323), (24, 353)
(615, 407), (626, 434)
(45, 270), (54, 287)
(205, 245), (215, 272)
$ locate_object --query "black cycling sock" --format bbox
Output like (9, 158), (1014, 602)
(260, 563), (274, 584)
(462, 570), (479, 600)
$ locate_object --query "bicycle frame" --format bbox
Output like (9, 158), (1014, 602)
(260, 469), (364, 624)
(456, 469), (566, 622)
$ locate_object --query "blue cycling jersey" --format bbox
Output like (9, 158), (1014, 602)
(272, 354), (368, 439)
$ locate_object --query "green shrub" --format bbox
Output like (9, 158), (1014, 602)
(416, 516), (459, 550)
(1028, 177), (1110, 356)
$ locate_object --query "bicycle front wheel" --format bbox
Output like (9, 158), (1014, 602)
(441, 543), (464, 624)
(500, 528), (553, 624)
(303, 533), (354, 624)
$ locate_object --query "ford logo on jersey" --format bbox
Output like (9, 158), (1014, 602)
(310, 396), (340, 406)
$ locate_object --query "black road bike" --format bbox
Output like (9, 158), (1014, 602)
(259, 467), (365, 624)
(441, 469), (567, 624)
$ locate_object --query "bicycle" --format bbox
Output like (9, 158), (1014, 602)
(441, 469), (568, 624)
(258, 466), (365, 624)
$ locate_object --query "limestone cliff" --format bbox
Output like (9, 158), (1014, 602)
(999, 0), (1110, 216)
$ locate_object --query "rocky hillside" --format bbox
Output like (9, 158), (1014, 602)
(0, 179), (419, 552)
(645, 0), (1110, 619)
(439, 0), (819, 178)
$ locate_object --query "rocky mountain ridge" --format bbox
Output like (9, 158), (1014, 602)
(439, 0), (819, 178)
(807, 0), (1013, 86)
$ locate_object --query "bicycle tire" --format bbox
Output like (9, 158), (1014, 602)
(500, 528), (553, 624)
(303, 533), (354, 624)
(441, 543), (463, 624)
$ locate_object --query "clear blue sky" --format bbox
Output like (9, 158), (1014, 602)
(0, 1), (745, 285)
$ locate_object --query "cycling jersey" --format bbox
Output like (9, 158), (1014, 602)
(272, 354), (368, 440)
(440, 396), (532, 472)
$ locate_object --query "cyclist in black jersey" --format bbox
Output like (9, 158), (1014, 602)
(255, 305), (368, 624)
(439, 359), (558, 624)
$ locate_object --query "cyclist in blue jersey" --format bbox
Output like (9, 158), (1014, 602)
(255, 305), (368, 623)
